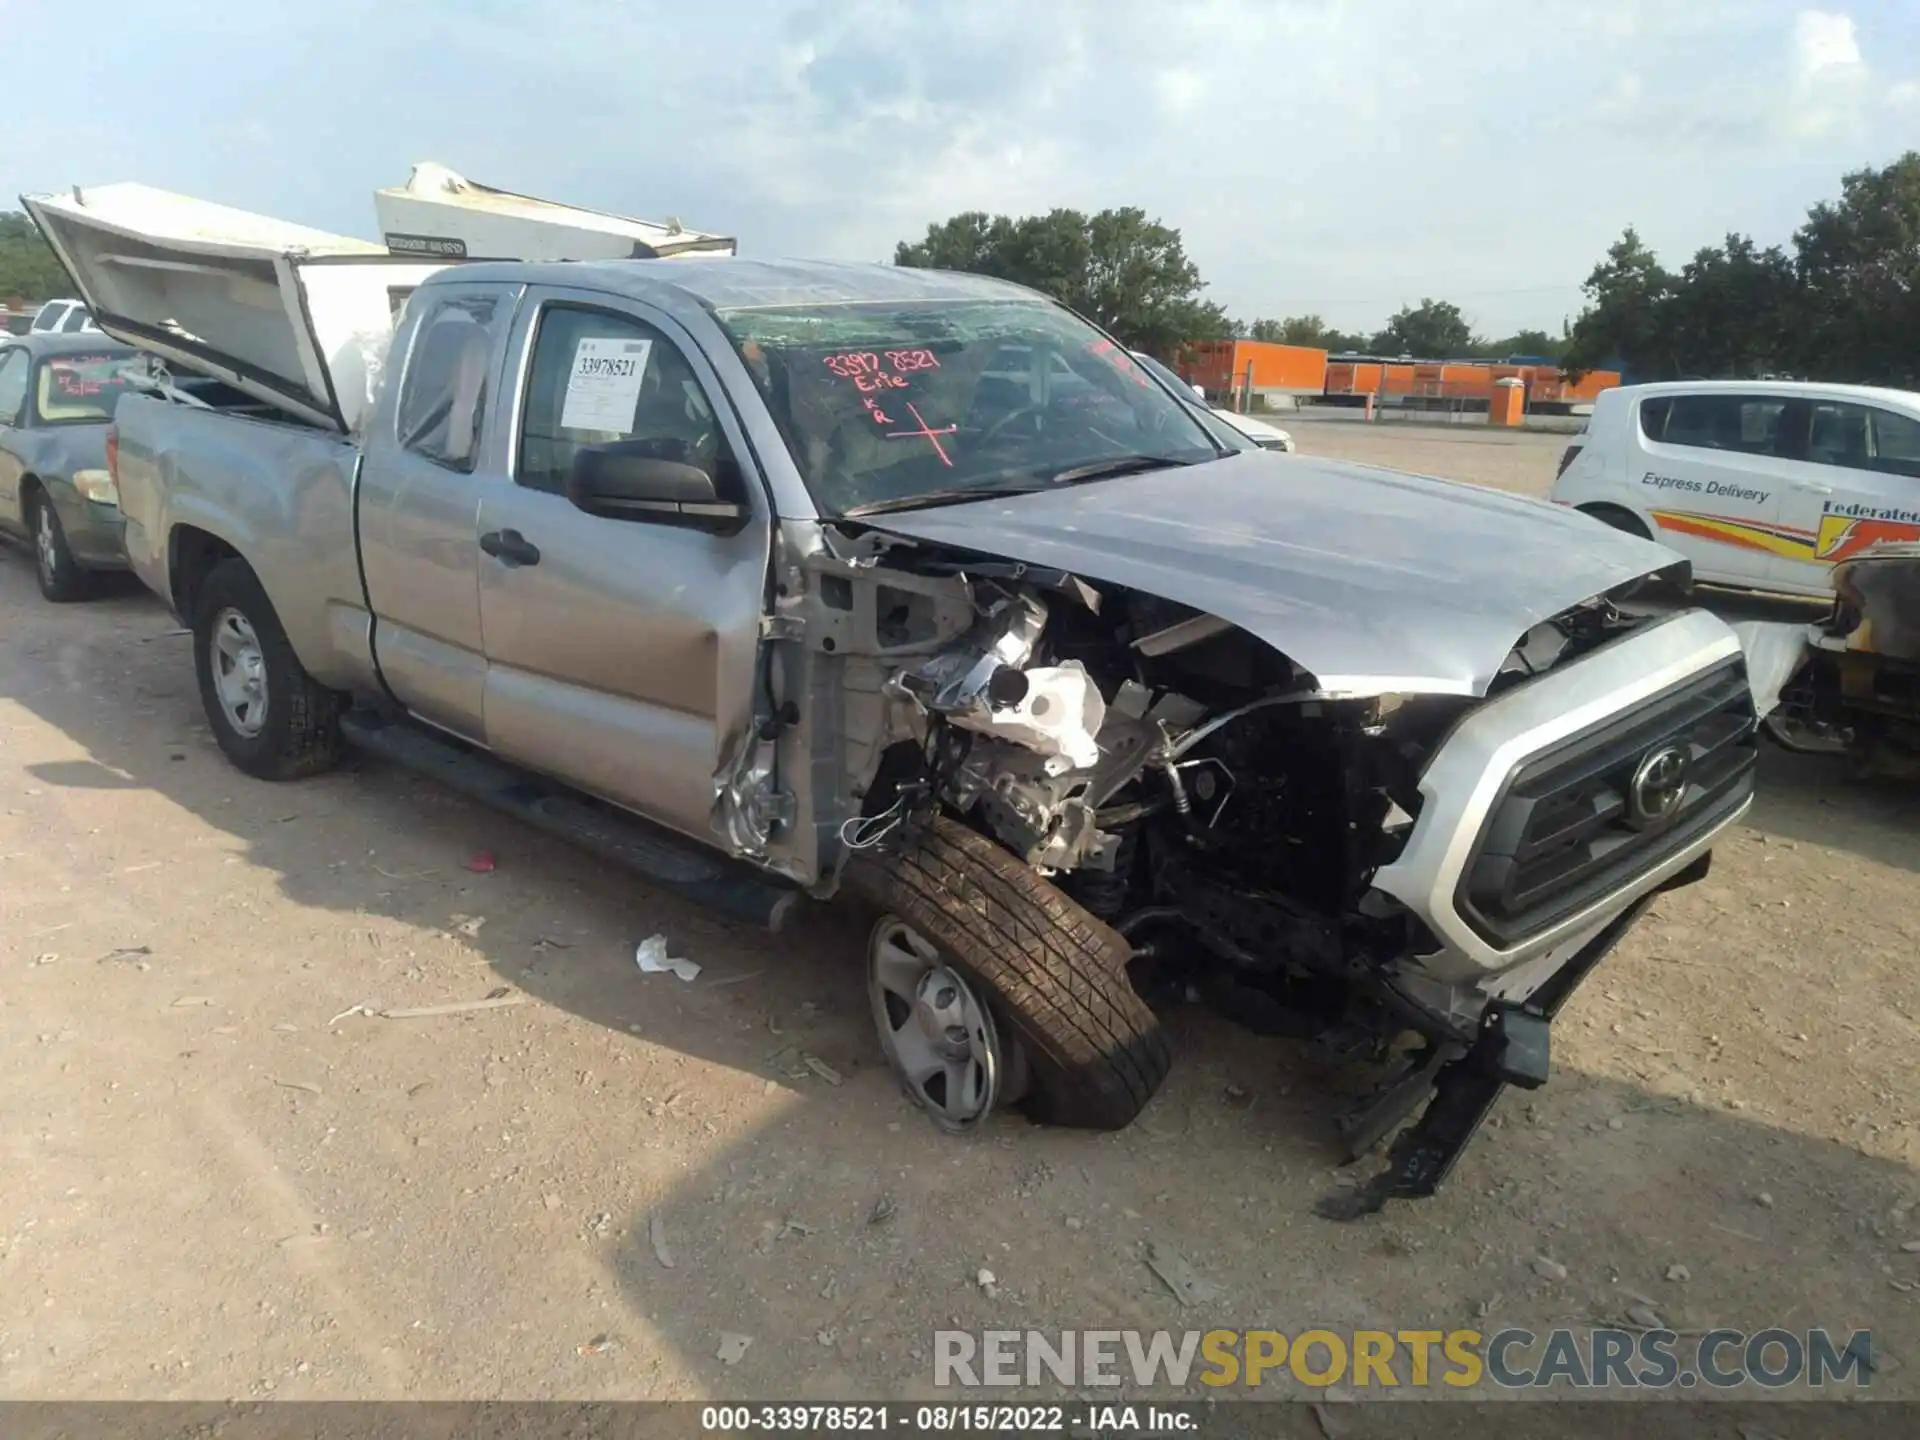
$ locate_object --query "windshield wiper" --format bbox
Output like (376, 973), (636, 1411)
(1044, 454), (1198, 486)
(843, 481), (1050, 518)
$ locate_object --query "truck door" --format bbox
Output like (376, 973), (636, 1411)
(472, 288), (771, 845)
(357, 281), (523, 742)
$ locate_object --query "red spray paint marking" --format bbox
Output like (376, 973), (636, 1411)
(1086, 338), (1148, 386)
(824, 349), (938, 392)
(887, 402), (957, 467)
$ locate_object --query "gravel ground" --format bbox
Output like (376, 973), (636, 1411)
(2, 430), (1917, 1409)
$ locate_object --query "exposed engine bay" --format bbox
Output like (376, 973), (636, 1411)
(808, 524), (1724, 1213)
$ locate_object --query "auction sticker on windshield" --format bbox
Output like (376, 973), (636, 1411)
(561, 336), (653, 431)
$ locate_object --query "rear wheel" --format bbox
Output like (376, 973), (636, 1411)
(192, 558), (342, 780)
(27, 492), (91, 603)
(1579, 503), (1653, 541)
(849, 815), (1171, 1131)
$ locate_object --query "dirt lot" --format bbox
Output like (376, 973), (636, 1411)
(3, 426), (1919, 1409)
(1287, 411), (1575, 495)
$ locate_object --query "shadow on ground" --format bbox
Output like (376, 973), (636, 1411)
(1, 549), (1914, 1412)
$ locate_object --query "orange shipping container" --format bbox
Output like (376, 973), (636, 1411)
(1184, 340), (1327, 394)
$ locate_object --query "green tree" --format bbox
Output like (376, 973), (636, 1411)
(1795, 151), (1920, 386)
(1243, 314), (1367, 349)
(0, 212), (69, 305)
(895, 206), (1233, 357)
(1663, 234), (1799, 379)
(1562, 226), (1673, 379)
(1473, 328), (1568, 361)
(1371, 298), (1476, 357)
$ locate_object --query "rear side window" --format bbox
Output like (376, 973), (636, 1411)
(1660, 394), (1790, 457)
(1870, 408), (1920, 480)
(396, 292), (508, 472)
(1637, 396), (1672, 442)
(0, 349), (29, 421)
(1805, 401), (1873, 470)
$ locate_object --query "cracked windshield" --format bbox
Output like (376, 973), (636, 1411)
(716, 298), (1222, 515)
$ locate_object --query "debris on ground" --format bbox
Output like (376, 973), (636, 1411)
(635, 934), (701, 983)
(976, 1267), (998, 1298)
(716, 1332), (753, 1366)
(170, 996), (213, 1008)
(1065, 1216), (1084, 1231)
(1755, 1192), (1776, 1209)
(1144, 1241), (1221, 1306)
(803, 1056), (844, 1086)
(576, 1334), (615, 1357)
(379, 993), (524, 1020)
(649, 1214), (675, 1270)
(270, 1077), (322, 1096)
(99, 946), (153, 967)
(1625, 1304), (1665, 1330)
(1531, 1255), (1569, 1281)
(452, 915), (486, 937)
(586, 1212), (613, 1238)
(868, 1195), (897, 1226)
(329, 1004), (374, 1025)
(705, 970), (764, 988)
(460, 851), (496, 873)
(1900, 1241), (1920, 1255)
(1667, 1263), (1692, 1282)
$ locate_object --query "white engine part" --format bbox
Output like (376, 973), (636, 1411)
(947, 661), (1108, 771)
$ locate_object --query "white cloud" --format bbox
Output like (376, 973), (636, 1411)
(1792, 10), (1863, 78)
(8, 0), (1920, 337)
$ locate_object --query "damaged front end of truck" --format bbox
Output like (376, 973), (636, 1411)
(757, 460), (1759, 1213)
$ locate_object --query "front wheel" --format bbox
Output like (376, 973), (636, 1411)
(849, 815), (1171, 1131)
(28, 493), (91, 603)
(191, 558), (342, 780)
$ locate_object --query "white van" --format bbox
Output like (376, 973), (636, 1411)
(1552, 380), (1920, 597)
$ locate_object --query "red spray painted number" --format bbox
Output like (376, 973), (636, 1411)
(823, 349), (940, 393)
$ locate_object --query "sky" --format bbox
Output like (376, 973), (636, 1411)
(6, 0), (1919, 337)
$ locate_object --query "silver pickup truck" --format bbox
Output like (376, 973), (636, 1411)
(34, 191), (1758, 1212)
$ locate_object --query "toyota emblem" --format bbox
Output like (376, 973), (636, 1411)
(1627, 744), (1690, 827)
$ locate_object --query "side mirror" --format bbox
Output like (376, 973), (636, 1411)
(564, 441), (747, 529)
(1190, 382), (1207, 401)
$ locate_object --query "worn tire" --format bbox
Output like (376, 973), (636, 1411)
(849, 815), (1171, 1130)
(27, 491), (91, 603)
(192, 558), (342, 781)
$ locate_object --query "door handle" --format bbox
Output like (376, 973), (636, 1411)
(1792, 481), (1833, 496)
(479, 528), (541, 567)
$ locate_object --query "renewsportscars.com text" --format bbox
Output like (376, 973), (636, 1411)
(934, 1327), (1874, 1391)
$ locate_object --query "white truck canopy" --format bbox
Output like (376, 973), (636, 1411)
(22, 183), (447, 431)
(373, 161), (736, 263)
(24, 164), (736, 431)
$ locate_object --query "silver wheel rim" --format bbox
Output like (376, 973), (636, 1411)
(210, 607), (269, 738)
(35, 504), (57, 579)
(868, 917), (1003, 1133)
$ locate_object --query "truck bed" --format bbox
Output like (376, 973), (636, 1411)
(114, 391), (379, 695)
